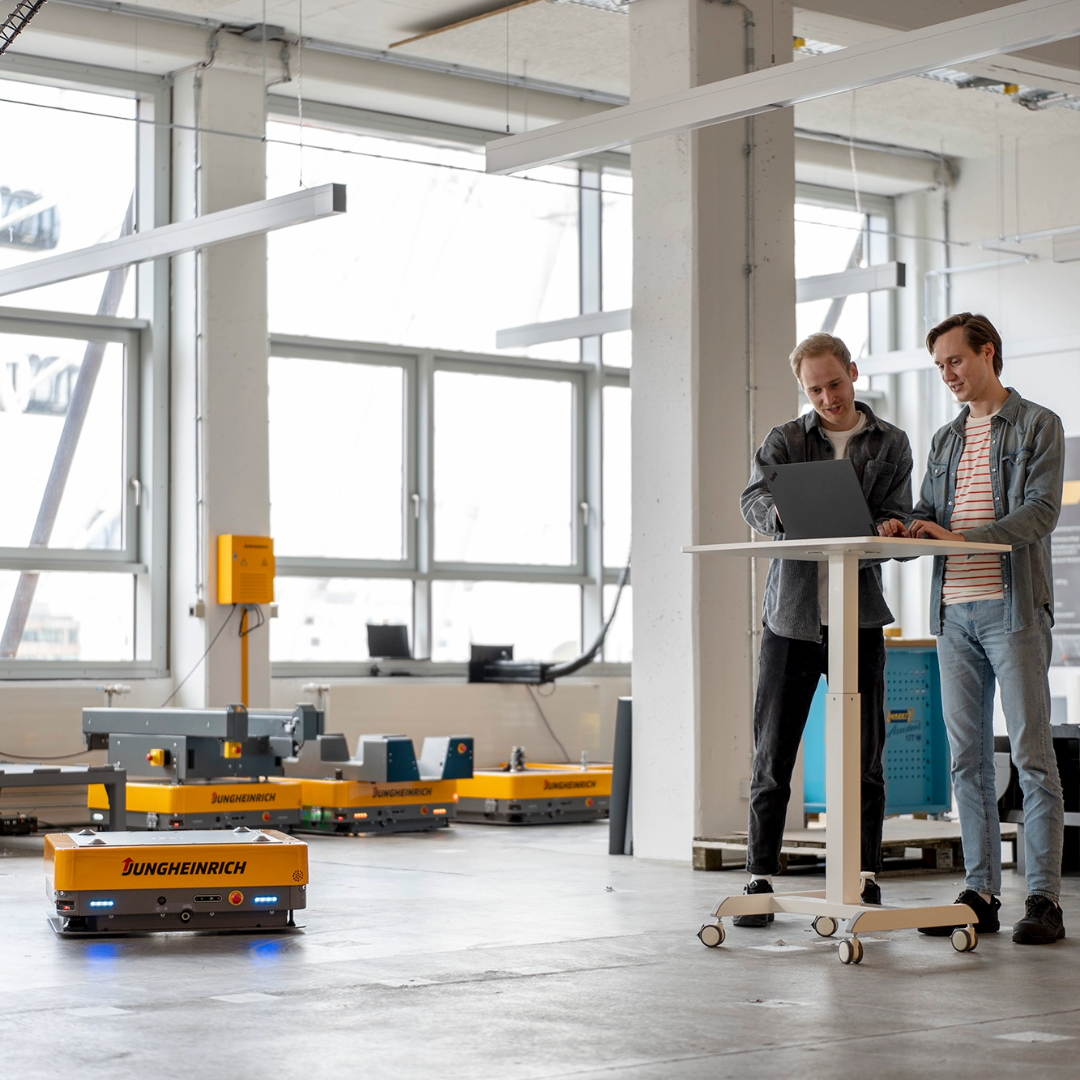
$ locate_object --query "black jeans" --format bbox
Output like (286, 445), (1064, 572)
(746, 625), (887, 876)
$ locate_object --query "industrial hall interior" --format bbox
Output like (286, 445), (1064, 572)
(5, 0), (1080, 1076)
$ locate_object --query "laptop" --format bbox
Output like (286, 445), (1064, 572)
(763, 458), (877, 540)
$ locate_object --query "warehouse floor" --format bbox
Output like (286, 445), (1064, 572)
(1, 821), (1078, 1079)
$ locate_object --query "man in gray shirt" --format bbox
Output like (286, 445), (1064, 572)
(735, 332), (912, 925)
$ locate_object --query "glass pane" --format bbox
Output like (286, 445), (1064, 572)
(0, 79), (136, 316)
(432, 580), (580, 662)
(267, 123), (579, 360)
(0, 571), (133, 660)
(270, 577), (413, 662)
(603, 385), (631, 569)
(796, 293), (870, 360)
(0, 334), (125, 549)
(269, 356), (404, 559)
(795, 202), (871, 359)
(602, 583), (632, 663)
(603, 329), (631, 368)
(602, 171), (632, 313)
(434, 371), (573, 565)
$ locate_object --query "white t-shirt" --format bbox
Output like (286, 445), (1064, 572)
(818, 412), (868, 625)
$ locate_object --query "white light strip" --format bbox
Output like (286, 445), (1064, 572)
(486, 0), (1080, 174)
(796, 262), (905, 304)
(496, 308), (631, 348)
(497, 264), (905, 347)
(1052, 231), (1080, 262)
(860, 332), (1080, 376)
(0, 184), (346, 298)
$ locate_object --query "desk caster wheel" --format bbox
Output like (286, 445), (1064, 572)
(698, 922), (724, 948)
(838, 937), (864, 965)
(951, 926), (977, 953)
(813, 916), (838, 938)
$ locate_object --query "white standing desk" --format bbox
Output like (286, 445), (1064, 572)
(684, 535), (1011, 963)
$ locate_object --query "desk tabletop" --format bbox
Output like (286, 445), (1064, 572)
(682, 535), (1012, 561)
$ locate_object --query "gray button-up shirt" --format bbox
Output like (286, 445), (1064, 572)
(741, 402), (914, 643)
(911, 388), (1064, 635)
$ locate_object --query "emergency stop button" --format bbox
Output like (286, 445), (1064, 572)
(146, 749), (170, 766)
(228, 891), (244, 906)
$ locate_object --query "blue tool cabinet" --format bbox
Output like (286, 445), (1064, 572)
(803, 644), (952, 816)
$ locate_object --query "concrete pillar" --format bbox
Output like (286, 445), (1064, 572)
(170, 37), (271, 708)
(629, 0), (797, 860)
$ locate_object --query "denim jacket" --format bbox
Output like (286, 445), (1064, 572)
(741, 402), (914, 643)
(911, 388), (1064, 635)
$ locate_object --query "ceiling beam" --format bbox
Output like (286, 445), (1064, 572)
(486, 0), (1080, 174)
(0, 184), (345, 299)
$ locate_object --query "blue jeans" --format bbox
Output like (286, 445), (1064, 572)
(937, 600), (1064, 901)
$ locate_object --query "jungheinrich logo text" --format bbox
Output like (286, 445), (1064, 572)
(371, 786), (434, 799)
(210, 791), (276, 804)
(121, 858), (247, 876)
(542, 779), (598, 790)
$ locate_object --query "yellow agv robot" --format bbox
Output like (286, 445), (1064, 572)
(45, 826), (308, 935)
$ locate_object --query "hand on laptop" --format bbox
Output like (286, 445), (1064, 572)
(908, 519), (965, 542)
(878, 518), (909, 537)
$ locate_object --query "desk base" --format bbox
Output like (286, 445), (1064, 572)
(697, 891), (979, 963)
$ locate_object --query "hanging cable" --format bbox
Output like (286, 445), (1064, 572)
(160, 605), (237, 707)
(525, 684), (571, 762)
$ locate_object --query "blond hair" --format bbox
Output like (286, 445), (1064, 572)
(789, 333), (852, 379)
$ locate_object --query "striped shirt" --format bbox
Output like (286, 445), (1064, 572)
(942, 413), (1004, 604)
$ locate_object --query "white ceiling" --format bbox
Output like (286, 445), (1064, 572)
(61, 0), (517, 50)
(33, 0), (1080, 158)
(384, 0), (1080, 158)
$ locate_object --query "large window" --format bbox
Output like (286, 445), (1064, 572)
(266, 122), (579, 362)
(795, 187), (895, 363)
(267, 114), (631, 670)
(0, 73), (164, 674)
(433, 369), (574, 566)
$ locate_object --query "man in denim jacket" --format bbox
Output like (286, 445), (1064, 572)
(735, 333), (913, 924)
(882, 312), (1066, 945)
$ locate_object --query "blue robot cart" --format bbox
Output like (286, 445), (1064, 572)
(803, 644), (952, 816)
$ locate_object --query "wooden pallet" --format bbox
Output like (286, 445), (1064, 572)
(693, 817), (1018, 874)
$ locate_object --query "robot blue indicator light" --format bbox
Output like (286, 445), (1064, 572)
(88, 900), (115, 908)
(253, 895), (279, 905)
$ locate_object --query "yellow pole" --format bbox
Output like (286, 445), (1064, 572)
(240, 607), (249, 708)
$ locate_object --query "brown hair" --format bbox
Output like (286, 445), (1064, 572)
(789, 333), (852, 379)
(926, 312), (1003, 376)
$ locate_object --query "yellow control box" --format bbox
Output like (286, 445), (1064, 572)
(217, 534), (275, 604)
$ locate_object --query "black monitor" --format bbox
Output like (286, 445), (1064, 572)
(366, 623), (411, 659)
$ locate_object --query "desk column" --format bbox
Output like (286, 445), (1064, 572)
(826, 552), (862, 905)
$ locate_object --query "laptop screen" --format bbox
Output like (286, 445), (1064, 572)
(763, 459), (877, 540)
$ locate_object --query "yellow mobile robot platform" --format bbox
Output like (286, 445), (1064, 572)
(89, 778), (303, 831)
(45, 827), (307, 935)
(456, 749), (612, 824)
(83, 703), (324, 831)
(285, 733), (474, 834)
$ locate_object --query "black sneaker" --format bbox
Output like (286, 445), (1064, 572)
(733, 878), (774, 927)
(918, 889), (1000, 936)
(1013, 895), (1066, 945)
(861, 878), (882, 906)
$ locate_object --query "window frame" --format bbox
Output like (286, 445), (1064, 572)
(264, 101), (631, 676)
(0, 62), (170, 679)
